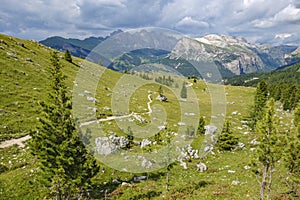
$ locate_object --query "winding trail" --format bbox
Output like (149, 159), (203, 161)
(0, 135), (31, 148)
(0, 93), (154, 148)
(80, 93), (153, 127)
(146, 93), (153, 115)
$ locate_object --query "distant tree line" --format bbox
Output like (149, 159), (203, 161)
(155, 75), (174, 87)
(269, 84), (300, 110)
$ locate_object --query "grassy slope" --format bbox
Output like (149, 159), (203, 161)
(0, 34), (294, 199)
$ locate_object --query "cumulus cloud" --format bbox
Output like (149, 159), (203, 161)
(175, 17), (209, 33)
(253, 4), (300, 28)
(0, 0), (299, 45)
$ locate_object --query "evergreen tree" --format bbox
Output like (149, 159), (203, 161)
(180, 82), (187, 99)
(255, 99), (283, 200)
(217, 120), (238, 151)
(284, 103), (300, 197)
(197, 116), (206, 135)
(64, 49), (72, 63)
(253, 80), (269, 126)
(30, 51), (99, 199)
(158, 85), (163, 95)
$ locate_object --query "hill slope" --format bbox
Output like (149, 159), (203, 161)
(0, 34), (296, 200)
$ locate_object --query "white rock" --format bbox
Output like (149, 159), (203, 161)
(141, 139), (152, 148)
(197, 162), (207, 172)
(244, 165), (250, 170)
(228, 170), (236, 173)
(232, 180), (239, 185)
(180, 161), (187, 170)
(112, 179), (121, 184)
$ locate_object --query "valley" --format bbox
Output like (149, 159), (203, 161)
(0, 33), (299, 200)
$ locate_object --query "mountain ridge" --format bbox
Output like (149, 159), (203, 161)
(40, 31), (299, 76)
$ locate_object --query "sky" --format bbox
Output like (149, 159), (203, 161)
(1, 0), (300, 45)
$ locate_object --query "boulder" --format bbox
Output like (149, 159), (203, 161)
(141, 139), (152, 148)
(156, 94), (167, 102)
(95, 135), (129, 155)
(204, 125), (217, 135)
(197, 162), (207, 172)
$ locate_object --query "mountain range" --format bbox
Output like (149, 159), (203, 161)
(40, 30), (300, 78)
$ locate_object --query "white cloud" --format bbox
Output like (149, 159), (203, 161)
(275, 33), (292, 39)
(253, 4), (300, 28)
(0, 0), (299, 45)
(175, 16), (209, 30)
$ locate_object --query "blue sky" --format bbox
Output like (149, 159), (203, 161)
(1, 0), (300, 45)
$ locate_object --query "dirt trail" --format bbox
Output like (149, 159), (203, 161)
(80, 93), (153, 127)
(1, 93), (155, 147)
(0, 135), (31, 148)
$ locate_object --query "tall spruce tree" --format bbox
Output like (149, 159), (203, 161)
(30, 51), (99, 199)
(197, 116), (206, 135)
(217, 120), (238, 151)
(180, 82), (187, 99)
(255, 99), (283, 200)
(253, 80), (269, 126)
(64, 49), (72, 63)
(284, 102), (300, 197)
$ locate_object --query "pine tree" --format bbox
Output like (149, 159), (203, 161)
(255, 99), (283, 200)
(197, 116), (206, 135)
(284, 103), (300, 197)
(180, 82), (187, 99)
(158, 85), (163, 95)
(64, 49), (72, 63)
(253, 80), (269, 126)
(217, 120), (238, 151)
(30, 51), (99, 199)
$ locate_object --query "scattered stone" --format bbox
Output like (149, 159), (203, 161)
(228, 170), (236, 173)
(197, 162), (207, 172)
(141, 158), (154, 169)
(204, 146), (213, 153)
(141, 139), (152, 148)
(7, 52), (17, 58)
(156, 94), (167, 102)
(103, 106), (110, 111)
(133, 176), (147, 182)
(184, 112), (196, 116)
(250, 138), (259, 145)
(236, 142), (245, 149)
(134, 115), (147, 123)
(84, 90), (91, 94)
(177, 145), (199, 162)
(112, 179), (121, 184)
(244, 165), (250, 170)
(17, 42), (25, 48)
(95, 135), (129, 155)
(178, 122), (186, 126)
(204, 125), (217, 135)
(232, 180), (240, 185)
(0, 39), (7, 45)
(25, 58), (32, 62)
(180, 161), (187, 170)
(86, 96), (96, 102)
(232, 111), (238, 115)
(122, 182), (129, 186)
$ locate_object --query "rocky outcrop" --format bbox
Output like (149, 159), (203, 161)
(170, 34), (298, 75)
